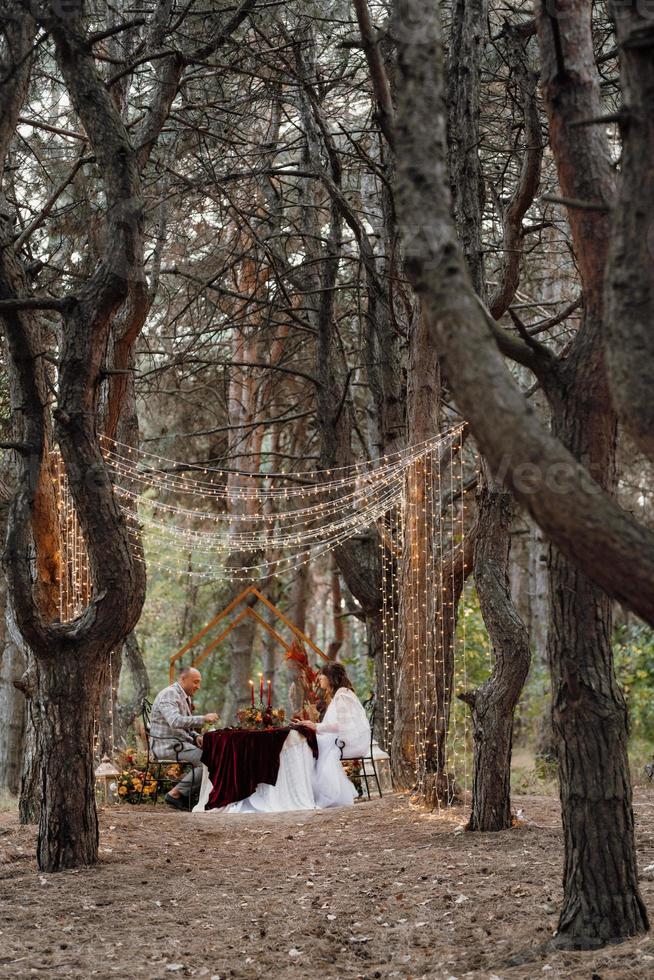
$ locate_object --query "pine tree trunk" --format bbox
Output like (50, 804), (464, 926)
(548, 380), (647, 944)
(0, 638), (26, 795)
(19, 714), (41, 824)
(537, 0), (648, 944)
(462, 476), (530, 831)
(390, 0), (651, 944)
(549, 543), (647, 945)
(34, 653), (107, 871)
(17, 651), (41, 824)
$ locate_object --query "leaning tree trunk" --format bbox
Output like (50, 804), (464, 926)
(460, 473), (530, 831)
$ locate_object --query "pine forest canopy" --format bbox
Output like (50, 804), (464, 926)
(0, 0), (653, 958)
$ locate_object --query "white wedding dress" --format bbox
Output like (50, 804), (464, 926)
(193, 688), (371, 814)
(313, 688), (371, 808)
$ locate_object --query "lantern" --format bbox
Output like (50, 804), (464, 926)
(95, 755), (120, 805)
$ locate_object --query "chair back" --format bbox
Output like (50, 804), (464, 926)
(141, 697), (153, 736)
(335, 693), (378, 760)
(362, 694), (376, 756)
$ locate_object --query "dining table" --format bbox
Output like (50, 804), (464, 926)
(199, 725), (318, 810)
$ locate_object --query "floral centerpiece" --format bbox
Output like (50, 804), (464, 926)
(235, 704), (286, 730)
(235, 672), (286, 729)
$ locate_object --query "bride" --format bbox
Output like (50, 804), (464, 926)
(304, 662), (371, 808)
(195, 662), (370, 813)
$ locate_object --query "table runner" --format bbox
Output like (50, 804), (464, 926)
(201, 726), (318, 810)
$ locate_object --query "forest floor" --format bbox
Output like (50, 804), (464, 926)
(1, 790), (654, 980)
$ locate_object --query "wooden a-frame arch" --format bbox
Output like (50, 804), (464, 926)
(168, 584), (328, 682)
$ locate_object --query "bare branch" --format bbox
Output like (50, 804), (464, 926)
(352, 0), (395, 149)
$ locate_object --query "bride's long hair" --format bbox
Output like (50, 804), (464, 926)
(320, 662), (354, 703)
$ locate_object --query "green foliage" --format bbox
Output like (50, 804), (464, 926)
(451, 590), (654, 788)
(448, 584), (493, 774)
(455, 583), (494, 691)
(130, 530), (232, 712)
(614, 622), (654, 743)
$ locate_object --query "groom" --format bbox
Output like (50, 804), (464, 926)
(149, 666), (218, 810)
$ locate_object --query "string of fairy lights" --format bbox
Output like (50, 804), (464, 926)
(376, 430), (472, 803)
(53, 424), (473, 805)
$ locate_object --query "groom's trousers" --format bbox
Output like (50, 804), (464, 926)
(172, 745), (203, 798)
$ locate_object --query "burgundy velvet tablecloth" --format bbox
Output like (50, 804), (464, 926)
(201, 726), (318, 810)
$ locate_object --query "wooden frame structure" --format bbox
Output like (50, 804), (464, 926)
(168, 585), (328, 681)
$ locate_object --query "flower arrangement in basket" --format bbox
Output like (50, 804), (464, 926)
(117, 768), (158, 801)
(114, 747), (180, 803)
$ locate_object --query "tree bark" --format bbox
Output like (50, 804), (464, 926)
(462, 472), (530, 831)
(0, 465), (26, 797)
(290, 561), (310, 636)
(546, 365), (645, 946)
(0, 638), (26, 796)
(326, 559), (344, 660)
(536, 0), (648, 945)
(18, 651), (42, 824)
(33, 653), (107, 870)
(604, 1), (654, 464)
(447, 0), (487, 296)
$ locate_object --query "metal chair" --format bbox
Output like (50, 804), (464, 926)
(337, 695), (383, 800)
(139, 697), (198, 810)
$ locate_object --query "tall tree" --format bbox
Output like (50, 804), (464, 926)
(0, 0), (257, 871)
(390, 0), (650, 946)
(1, 4), (148, 870)
(449, 12), (538, 830)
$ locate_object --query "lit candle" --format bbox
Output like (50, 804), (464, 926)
(267, 679), (272, 707)
(259, 672), (264, 703)
(249, 679), (254, 706)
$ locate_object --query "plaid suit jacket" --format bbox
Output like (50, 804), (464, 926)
(149, 682), (205, 758)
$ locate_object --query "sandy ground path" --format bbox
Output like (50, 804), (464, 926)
(2, 791), (654, 979)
